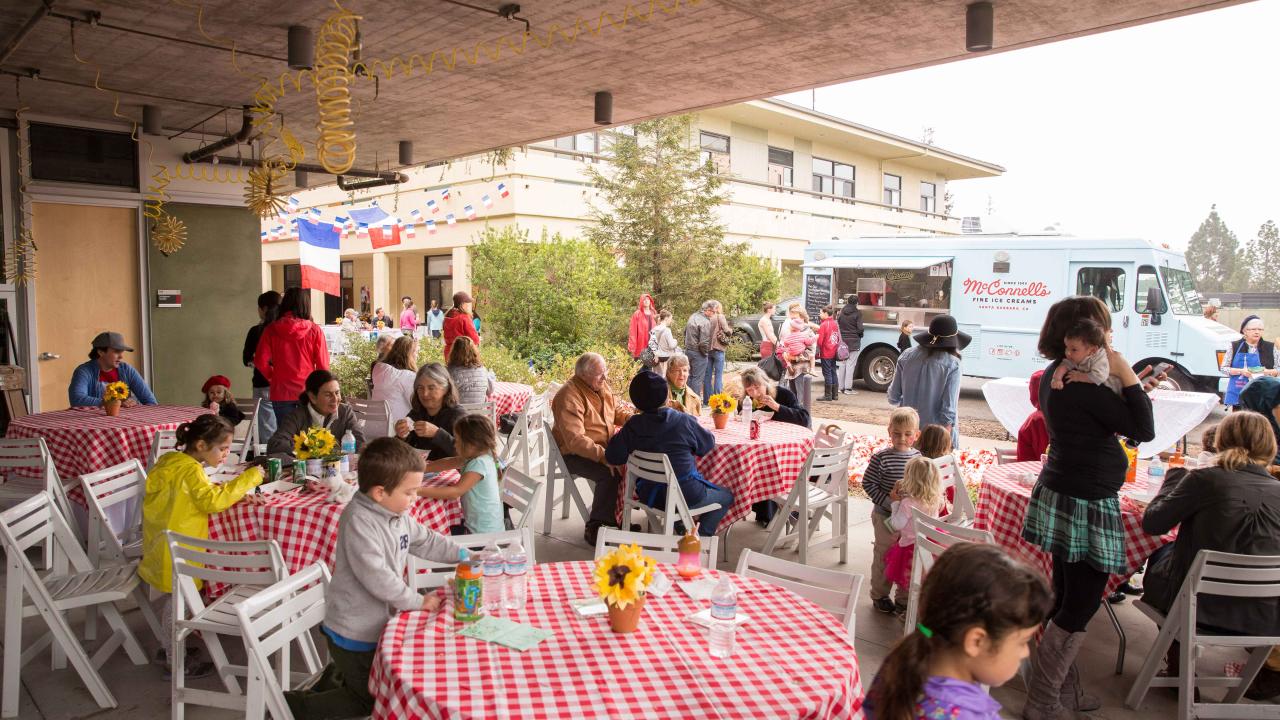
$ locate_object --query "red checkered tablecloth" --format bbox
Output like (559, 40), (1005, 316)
(370, 560), (864, 720)
(976, 462), (1175, 595)
(491, 382), (533, 417)
(7, 404), (206, 480)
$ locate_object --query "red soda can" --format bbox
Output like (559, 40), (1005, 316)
(749, 418), (760, 440)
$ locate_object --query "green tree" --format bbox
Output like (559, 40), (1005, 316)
(584, 115), (777, 317)
(1185, 205), (1243, 292)
(469, 226), (629, 367)
(1243, 219), (1280, 292)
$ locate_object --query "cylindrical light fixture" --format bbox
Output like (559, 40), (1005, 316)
(398, 140), (413, 166)
(142, 105), (163, 135)
(288, 25), (314, 70)
(966, 2), (993, 52)
(594, 90), (612, 126)
(295, 169), (309, 189)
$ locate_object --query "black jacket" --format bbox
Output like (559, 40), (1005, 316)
(1143, 463), (1280, 636)
(1230, 338), (1276, 370)
(837, 305), (864, 350)
(243, 323), (270, 389)
(267, 402), (367, 457)
(766, 385), (811, 429)
(1037, 360), (1155, 500)
(403, 404), (467, 460)
(897, 332), (912, 351)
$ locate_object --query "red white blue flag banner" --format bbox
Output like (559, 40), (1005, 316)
(297, 220), (341, 296)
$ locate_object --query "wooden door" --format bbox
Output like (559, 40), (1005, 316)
(32, 203), (142, 411)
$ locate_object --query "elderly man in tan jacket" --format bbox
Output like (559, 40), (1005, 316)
(552, 352), (633, 545)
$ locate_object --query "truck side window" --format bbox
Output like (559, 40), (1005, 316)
(1135, 266), (1162, 314)
(1076, 267), (1126, 312)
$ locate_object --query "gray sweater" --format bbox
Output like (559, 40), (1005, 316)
(325, 491), (465, 643)
(450, 365), (494, 406)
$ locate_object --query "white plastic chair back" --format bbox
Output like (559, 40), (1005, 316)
(624, 450), (721, 536)
(148, 429), (178, 469)
(761, 441), (855, 565)
(236, 563), (331, 720)
(501, 467), (545, 532)
(230, 398), (262, 462)
(595, 528), (718, 569)
(903, 509), (993, 634)
(995, 448), (1018, 465)
(459, 400), (497, 424)
(933, 454), (976, 526)
(79, 459), (148, 566)
(736, 549), (863, 643)
(543, 381), (562, 411)
(501, 392), (549, 477)
(540, 419), (590, 534)
(0, 437), (80, 545)
(407, 527), (536, 591)
(349, 398), (391, 439)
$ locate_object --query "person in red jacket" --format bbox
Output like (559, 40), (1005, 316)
(254, 287), (330, 428)
(627, 293), (656, 359)
(442, 291), (480, 358)
(1015, 369), (1050, 461)
(816, 305), (842, 402)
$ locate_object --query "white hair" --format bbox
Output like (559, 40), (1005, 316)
(574, 352), (605, 377)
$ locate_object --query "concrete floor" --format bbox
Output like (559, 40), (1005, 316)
(4, 420), (1271, 718)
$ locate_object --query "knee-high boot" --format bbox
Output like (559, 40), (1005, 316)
(1022, 622), (1092, 720)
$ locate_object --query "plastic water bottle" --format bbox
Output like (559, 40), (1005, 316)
(481, 542), (506, 613)
(709, 575), (737, 658)
(503, 539), (528, 610)
(1148, 457), (1165, 481)
(740, 395), (752, 425)
(341, 429), (357, 456)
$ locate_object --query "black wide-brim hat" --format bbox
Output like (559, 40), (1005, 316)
(913, 314), (972, 351)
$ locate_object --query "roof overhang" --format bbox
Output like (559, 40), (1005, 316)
(803, 256), (953, 270)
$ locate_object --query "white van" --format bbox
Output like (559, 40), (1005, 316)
(802, 234), (1237, 393)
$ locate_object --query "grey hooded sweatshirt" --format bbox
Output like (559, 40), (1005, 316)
(324, 491), (465, 643)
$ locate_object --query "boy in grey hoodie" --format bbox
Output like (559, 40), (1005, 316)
(286, 437), (466, 719)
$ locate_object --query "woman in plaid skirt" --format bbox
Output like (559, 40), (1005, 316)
(1020, 296), (1155, 720)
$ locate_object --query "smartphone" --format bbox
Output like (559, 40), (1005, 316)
(1150, 362), (1173, 377)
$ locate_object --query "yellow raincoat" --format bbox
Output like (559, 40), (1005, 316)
(139, 451), (263, 593)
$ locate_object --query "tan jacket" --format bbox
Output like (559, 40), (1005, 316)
(552, 375), (629, 464)
(667, 384), (702, 416)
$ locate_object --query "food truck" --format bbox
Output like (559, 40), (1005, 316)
(802, 234), (1237, 393)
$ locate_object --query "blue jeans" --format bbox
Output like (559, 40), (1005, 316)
(820, 358), (838, 391)
(687, 350), (709, 398)
(704, 350), (725, 398)
(272, 400), (300, 430)
(639, 474), (734, 537)
(252, 386), (276, 445)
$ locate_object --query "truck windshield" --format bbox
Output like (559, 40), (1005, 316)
(1160, 267), (1203, 316)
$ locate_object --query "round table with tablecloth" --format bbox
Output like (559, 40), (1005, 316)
(490, 381), (534, 417)
(370, 560), (864, 720)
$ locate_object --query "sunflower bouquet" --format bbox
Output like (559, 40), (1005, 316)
(593, 543), (657, 610)
(102, 381), (130, 403)
(707, 392), (737, 416)
(293, 426), (337, 460)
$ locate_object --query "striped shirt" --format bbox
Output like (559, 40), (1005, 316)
(862, 447), (920, 515)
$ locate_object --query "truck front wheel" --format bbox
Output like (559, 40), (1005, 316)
(859, 347), (899, 393)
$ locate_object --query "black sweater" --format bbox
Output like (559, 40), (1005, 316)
(837, 305), (864, 350)
(767, 386), (811, 429)
(403, 404), (467, 460)
(1037, 359), (1155, 500)
(243, 323), (270, 388)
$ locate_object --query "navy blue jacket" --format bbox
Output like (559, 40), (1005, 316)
(68, 360), (158, 407)
(606, 407), (717, 506)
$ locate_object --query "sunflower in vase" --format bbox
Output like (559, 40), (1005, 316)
(593, 543), (658, 633)
(101, 381), (130, 416)
(707, 393), (737, 429)
(293, 427), (337, 460)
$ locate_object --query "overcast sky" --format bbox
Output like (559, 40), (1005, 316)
(777, 0), (1278, 250)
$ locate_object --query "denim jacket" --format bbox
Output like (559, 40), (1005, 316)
(68, 360), (157, 407)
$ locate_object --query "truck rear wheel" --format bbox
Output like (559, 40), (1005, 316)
(859, 347), (898, 393)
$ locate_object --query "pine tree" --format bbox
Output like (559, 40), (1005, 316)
(1243, 220), (1280, 292)
(1185, 205), (1242, 292)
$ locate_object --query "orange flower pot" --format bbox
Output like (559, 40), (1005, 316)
(607, 595), (645, 633)
(104, 400), (121, 417)
(712, 413), (729, 430)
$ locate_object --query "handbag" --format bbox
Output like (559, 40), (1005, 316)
(639, 328), (660, 368)
(757, 352), (784, 381)
(836, 340), (851, 361)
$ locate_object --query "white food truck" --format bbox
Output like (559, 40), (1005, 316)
(802, 234), (1238, 393)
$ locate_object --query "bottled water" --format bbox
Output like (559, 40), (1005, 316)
(740, 396), (752, 425)
(503, 538), (529, 610)
(341, 430), (357, 456)
(709, 575), (737, 658)
(481, 542), (506, 613)
(1148, 457), (1165, 481)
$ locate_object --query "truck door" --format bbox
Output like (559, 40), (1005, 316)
(1069, 262), (1135, 355)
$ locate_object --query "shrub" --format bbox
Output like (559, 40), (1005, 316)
(333, 332), (552, 400)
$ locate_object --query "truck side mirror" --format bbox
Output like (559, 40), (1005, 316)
(1145, 287), (1167, 324)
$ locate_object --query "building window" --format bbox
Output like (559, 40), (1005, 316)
(883, 173), (902, 207)
(699, 131), (731, 174)
(920, 181), (936, 213)
(811, 158), (854, 199)
(283, 264), (301, 289)
(553, 132), (597, 160)
(424, 255), (454, 313)
(767, 147), (793, 187)
(324, 260), (355, 322)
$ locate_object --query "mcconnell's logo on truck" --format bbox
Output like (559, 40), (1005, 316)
(961, 278), (1052, 311)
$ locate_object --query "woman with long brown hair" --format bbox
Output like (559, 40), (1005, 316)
(371, 335), (418, 424)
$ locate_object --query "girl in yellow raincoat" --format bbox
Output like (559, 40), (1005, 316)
(139, 413), (264, 674)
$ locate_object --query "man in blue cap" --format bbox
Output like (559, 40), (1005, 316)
(68, 331), (158, 407)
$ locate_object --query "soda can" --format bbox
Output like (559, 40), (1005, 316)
(749, 418), (760, 441)
(293, 459), (307, 482)
(266, 458), (282, 483)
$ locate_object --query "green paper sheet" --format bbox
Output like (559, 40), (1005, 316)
(456, 616), (553, 651)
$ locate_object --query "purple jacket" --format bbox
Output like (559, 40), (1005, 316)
(865, 676), (1002, 720)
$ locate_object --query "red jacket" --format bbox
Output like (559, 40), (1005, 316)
(253, 313), (330, 402)
(628, 294), (655, 358)
(816, 317), (841, 360)
(1016, 370), (1050, 461)
(443, 308), (480, 358)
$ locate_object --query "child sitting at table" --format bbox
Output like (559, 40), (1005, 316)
(285, 437), (465, 719)
(139, 414), (264, 677)
(883, 457), (943, 595)
(1198, 423), (1218, 467)
(1016, 370), (1050, 462)
(200, 375), (245, 426)
(864, 543), (1051, 720)
(915, 424), (952, 459)
(417, 414), (505, 534)
(863, 407), (921, 615)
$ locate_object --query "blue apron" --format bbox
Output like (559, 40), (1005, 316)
(1224, 347), (1260, 407)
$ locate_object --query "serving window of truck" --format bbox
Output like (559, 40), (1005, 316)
(809, 256), (954, 327)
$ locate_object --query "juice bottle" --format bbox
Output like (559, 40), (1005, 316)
(453, 558), (484, 623)
(1123, 441), (1138, 484)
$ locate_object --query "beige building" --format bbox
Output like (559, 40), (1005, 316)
(261, 99), (1002, 317)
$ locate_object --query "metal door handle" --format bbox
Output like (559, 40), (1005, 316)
(38, 352), (60, 361)
(1122, 316), (1129, 329)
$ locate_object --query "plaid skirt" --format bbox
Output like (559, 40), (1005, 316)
(1021, 483), (1127, 575)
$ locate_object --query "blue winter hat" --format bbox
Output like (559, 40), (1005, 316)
(629, 370), (669, 412)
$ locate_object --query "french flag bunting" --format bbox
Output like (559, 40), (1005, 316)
(334, 215), (348, 227)
(446, 213), (456, 225)
(309, 207), (322, 218)
(288, 196), (301, 210)
(410, 209), (422, 221)
(368, 223), (401, 249)
(427, 199), (438, 214)
(481, 194), (492, 209)
(497, 182), (509, 198)
(297, 220), (341, 296)
(441, 187), (451, 201)
(260, 230), (268, 243)
(357, 222), (369, 236)
(426, 219), (437, 234)
(464, 204), (476, 219)
(404, 222), (416, 239)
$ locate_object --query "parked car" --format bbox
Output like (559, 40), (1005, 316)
(728, 297), (800, 347)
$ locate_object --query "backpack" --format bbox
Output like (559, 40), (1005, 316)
(639, 328), (660, 368)
(836, 340), (851, 361)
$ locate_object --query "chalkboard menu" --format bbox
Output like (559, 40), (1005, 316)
(805, 273), (832, 318)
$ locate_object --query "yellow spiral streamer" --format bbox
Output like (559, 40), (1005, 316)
(152, 214), (188, 255)
(244, 166), (288, 218)
(314, 6), (360, 174)
(7, 102), (36, 284)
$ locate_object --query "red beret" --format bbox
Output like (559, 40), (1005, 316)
(201, 375), (231, 394)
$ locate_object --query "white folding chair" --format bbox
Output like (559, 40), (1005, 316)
(543, 381), (562, 406)
(541, 422), (591, 535)
(903, 509), (993, 635)
(148, 429), (178, 469)
(0, 493), (151, 718)
(168, 531), (321, 715)
(0, 438), (81, 563)
(349, 398), (391, 439)
(621, 451), (729, 558)
(459, 400), (497, 424)
(236, 563), (331, 720)
(500, 392), (549, 477)
(996, 448), (1018, 465)
(736, 549), (863, 643)
(595, 528), (718, 569)
(761, 442), (856, 565)
(502, 467), (545, 532)
(934, 454), (977, 527)
(407, 527), (536, 591)
(230, 397), (263, 463)
(1126, 550), (1280, 719)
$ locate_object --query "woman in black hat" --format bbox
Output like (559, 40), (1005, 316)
(1223, 314), (1277, 408)
(886, 314), (968, 449)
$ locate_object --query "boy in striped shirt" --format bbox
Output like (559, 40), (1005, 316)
(863, 407), (921, 615)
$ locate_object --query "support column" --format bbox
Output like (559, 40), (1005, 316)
(261, 261), (272, 293)
(451, 245), (471, 296)
(371, 252), (390, 318)
(308, 289), (326, 323)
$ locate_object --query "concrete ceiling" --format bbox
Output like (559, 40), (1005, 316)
(0, 0), (1250, 182)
